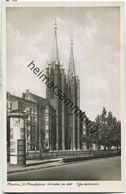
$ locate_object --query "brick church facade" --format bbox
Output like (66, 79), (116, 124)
(45, 21), (82, 150)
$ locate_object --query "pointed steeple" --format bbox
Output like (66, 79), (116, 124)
(51, 19), (60, 65)
(68, 38), (76, 77)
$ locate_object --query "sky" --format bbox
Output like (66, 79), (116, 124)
(6, 7), (121, 120)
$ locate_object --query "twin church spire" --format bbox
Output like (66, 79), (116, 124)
(47, 20), (80, 150)
(51, 19), (76, 77)
(68, 38), (76, 77)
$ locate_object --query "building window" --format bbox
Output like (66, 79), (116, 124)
(33, 108), (36, 114)
(45, 115), (49, 121)
(45, 132), (49, 139)
(20, 128), (25, 139)
(10, 128), (13, 139)
(45, 121), (48, 125)
(28, 116), (30, 121)
(32, 117), (35, 122)
(45, 107), (49, 113)
(25, 107), (29, 112)
(27, 134), (30, 141)
(83, 130), (86, 135)
(30, 107), (32, 113)
(45, 141), (49, 150)
(10, 102), (12, 110)
(45, 125), (49, 130)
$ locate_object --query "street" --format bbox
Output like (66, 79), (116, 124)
(8, 156), (121, 181)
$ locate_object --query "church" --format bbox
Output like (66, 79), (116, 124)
(45, 20), (82, 150)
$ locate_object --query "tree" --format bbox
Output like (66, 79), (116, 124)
(99, 107), (108, 150)
(109, 118), (121, 152)
(94, 107), (121, 152)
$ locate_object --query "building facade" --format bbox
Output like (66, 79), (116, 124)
(7, 91), (56, 152)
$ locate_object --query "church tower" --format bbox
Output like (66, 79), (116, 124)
(67, 39), (81, 150)
(46, 20), (62, 150)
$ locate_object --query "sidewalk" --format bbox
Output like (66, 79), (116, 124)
(7, 154), (119, 174)
(7, 158), (63, 174)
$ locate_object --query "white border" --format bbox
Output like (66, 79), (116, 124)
(2, 1), (125, 193)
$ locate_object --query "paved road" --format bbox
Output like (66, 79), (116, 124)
(8, 156), (121, 181)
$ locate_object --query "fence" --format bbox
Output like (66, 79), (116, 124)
(26, 149), (119, 160)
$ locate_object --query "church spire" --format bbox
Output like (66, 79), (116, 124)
(52, 19), (60, 65)
(68, 38), (76, 77)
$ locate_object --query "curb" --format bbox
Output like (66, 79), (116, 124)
(7, 162), (63, 174)
(26, 159), (61, 167)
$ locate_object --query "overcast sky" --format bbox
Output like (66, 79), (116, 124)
(6, 7), (121, 120)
